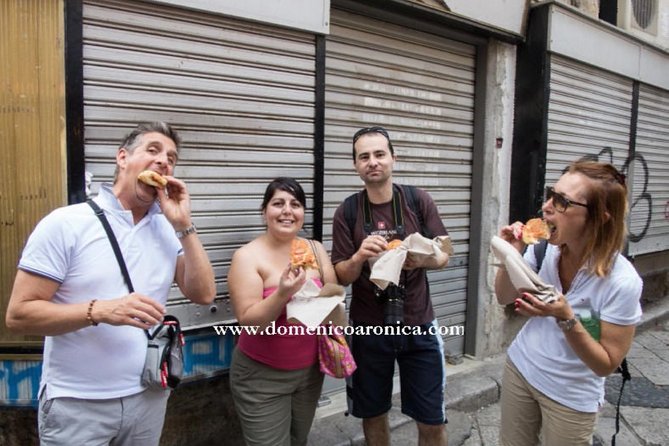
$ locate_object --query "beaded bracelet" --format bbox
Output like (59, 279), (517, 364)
(87, 299), (99, 326)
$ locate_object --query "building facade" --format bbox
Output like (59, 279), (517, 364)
(1, 0), (667, 443)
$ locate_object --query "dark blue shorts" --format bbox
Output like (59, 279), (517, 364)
(346, 320), (447, 425)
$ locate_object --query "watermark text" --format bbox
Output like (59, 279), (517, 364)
(213, 322), (464, 337)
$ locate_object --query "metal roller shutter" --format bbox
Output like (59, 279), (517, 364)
(629, 84), (669, 255)
(545, 55), (634, 188)
(82, 0), (316, 328)
(323, 9), (477, 357)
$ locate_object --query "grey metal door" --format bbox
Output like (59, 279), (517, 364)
(545, 55), (633, 187)
(630, 83), (669, 255)
(82, 0), (317, 328)
(323, 8), (478, 357)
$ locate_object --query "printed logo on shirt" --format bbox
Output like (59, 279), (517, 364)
(371, 228), (398, 240)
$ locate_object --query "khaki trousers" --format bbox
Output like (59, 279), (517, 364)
(500, 359), (597, 446)
(230, 348), (324, 446)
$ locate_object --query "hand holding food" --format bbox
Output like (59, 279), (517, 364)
(386, 239), (403, 250)
(520, 218), (551, 245)
(138, 170), (167, 189)
(290, 239), (318, 270)
(278, 262), (307, 301)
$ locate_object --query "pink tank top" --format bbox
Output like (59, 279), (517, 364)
(237, 279), (321, 370)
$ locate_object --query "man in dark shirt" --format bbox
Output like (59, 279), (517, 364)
(331, 126), (450, 446)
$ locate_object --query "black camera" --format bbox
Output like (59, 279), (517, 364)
(376, 284), (406, 326)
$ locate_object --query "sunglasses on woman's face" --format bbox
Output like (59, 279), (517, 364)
(544, 186), (588, 213)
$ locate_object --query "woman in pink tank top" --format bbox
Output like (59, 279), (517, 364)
(228, 177), (337, 446)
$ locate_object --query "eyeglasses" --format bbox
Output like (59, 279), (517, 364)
(544, 186), (588, 213)
(353, 126), (390, 143)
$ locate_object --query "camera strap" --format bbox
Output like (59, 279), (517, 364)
(362, 186), (408, 289)
(361, 184), (405, 237)
(399, 270), (408, 288)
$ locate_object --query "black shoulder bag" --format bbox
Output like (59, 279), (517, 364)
(87, 200), (184, 390)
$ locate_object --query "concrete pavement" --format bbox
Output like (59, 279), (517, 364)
(308, 299), (669, 445)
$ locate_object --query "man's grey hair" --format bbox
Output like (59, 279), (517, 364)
(114, 122), (181, 181)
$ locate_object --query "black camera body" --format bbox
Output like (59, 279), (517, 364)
(376, 284), (406, 326)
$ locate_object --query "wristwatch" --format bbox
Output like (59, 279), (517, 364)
(176, 223), (197, 239)
(557, 317), (578, 332)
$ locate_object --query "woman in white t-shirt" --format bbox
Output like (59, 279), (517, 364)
(495, 161), (642, 446)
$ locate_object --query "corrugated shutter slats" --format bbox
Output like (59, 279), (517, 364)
(83, 0), (316, 328)
(630, 84), (669, 254)
(324, 9), (477, 357)
(546, 56), (633, 186)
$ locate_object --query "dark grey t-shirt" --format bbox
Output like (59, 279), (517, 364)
(331, 185), (448, 325)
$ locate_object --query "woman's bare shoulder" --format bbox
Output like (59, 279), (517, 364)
(232, 237), (266, 263)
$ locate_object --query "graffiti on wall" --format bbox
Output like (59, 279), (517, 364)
(580, 147), (652, 243)
(0, 360), (41, 407)
(183, 331), (235, 377)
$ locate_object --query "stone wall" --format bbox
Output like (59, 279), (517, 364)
(634, 251), (669, 307)
(161, 374), (243, 446)
(0, 408), (37, 446)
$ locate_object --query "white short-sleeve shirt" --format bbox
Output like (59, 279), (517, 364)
(507, 243), (642, 413)
(20, 184), (182, 399)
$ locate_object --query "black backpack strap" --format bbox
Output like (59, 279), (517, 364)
(343, 192), (360, 236)
(532, 239), (548, 271)
(611, 358), (631, 446)
(398, 185), (432, 298)
(400, 184), (432, 239)
(345, 185), (431, 238)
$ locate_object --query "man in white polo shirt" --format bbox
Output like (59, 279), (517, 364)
(6, 122), (216, 445)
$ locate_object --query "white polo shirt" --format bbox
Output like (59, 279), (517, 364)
(508, 243), (642, 413)
(20, 184), (182, 399)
